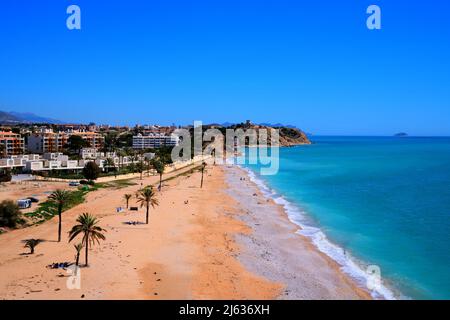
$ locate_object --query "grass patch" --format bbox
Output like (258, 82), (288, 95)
(36, 168), (142, 180)
(22, 178), (136, 226)
(24, 187), (93, 224)
(157, 165), (203, 185)
(94, 179), (137, 190)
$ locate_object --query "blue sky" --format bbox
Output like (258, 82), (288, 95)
(0, 0), (449, 135)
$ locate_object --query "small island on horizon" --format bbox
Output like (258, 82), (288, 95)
(394, 132), (408, 137)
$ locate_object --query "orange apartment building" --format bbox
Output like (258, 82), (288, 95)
(0, 131), (25, 156)
(27, 131), (105, 154)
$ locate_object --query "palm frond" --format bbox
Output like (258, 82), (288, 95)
(136, 186), (158, 206)
(74, 243), (84, 253)
(48, 189), (71, 205)
(68, 212), (107, 244)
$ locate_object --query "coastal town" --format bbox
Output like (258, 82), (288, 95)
(0, 123), (180, 177)
(0, 120), (311, 180)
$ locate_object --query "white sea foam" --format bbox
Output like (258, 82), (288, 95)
(240, 166), (397, 300)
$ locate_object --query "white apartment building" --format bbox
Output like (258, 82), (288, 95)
(0, 154), (41, 168)
(80, 148), (116, 160)
(132, 134), (179, 149)
(0, 153), (85, 172)
(1, 151), (145, 173)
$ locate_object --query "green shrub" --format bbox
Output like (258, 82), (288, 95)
(0, 169), (12, 183)
(0, 200), (22, 228)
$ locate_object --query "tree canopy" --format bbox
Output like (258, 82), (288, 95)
(66, 135), (90, 154)
(82, 161), (101, 181)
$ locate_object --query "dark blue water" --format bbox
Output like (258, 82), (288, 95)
(245, 136), (450, 299)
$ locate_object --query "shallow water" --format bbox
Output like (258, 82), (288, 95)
(243, 136), (450, 299)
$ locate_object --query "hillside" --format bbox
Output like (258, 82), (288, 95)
(223, 122), (311, 146)
(0, 111), (20, 124)
(0, 110), (63, 124)
(278, 127), (311, 146)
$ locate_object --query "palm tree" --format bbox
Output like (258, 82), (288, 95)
(145, 158), (152, 177)
(116, 149), (124, 170)
(23, 239), (41, 254)
(131, 153), (139, 164)
(151, 159), (165, 191)
(124, 194), (132, 209)
(68, 213), (106, 267)
(136, 161), (144, 180)
(200, 161), (207, 188)
(104, 132), (118, 152)
(104, 157), (116, 173)
(124, 147), (133, 157)
(49, 189), (72, 242)
(74, 243), (83, 267)
(136, 186), (159, 224)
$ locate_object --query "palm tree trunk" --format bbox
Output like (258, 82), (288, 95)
(201, 168), (204, 188)
(159, 173), (162, 190)
(146, 204), (149, 224)
(85, 234), (89, 266)
(76, 252), (80, 266)
(58, 204), (62, 242)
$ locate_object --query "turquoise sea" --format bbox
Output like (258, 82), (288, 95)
(243, 136), (450, 299)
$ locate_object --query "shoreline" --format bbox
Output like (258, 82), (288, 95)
(224, 165), (371, 299)
(236, 165), (396, 299)
(0, 163), (368, 299)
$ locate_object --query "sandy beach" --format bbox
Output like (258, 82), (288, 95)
(0, 164), (369, 299)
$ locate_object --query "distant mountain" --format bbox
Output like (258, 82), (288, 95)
(0, 111), (20, 124)
(394, 132), (408, 137)
(0, 111), (63, 124)
(259, 122), (297, 129)
(220, 122), (236, 127)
